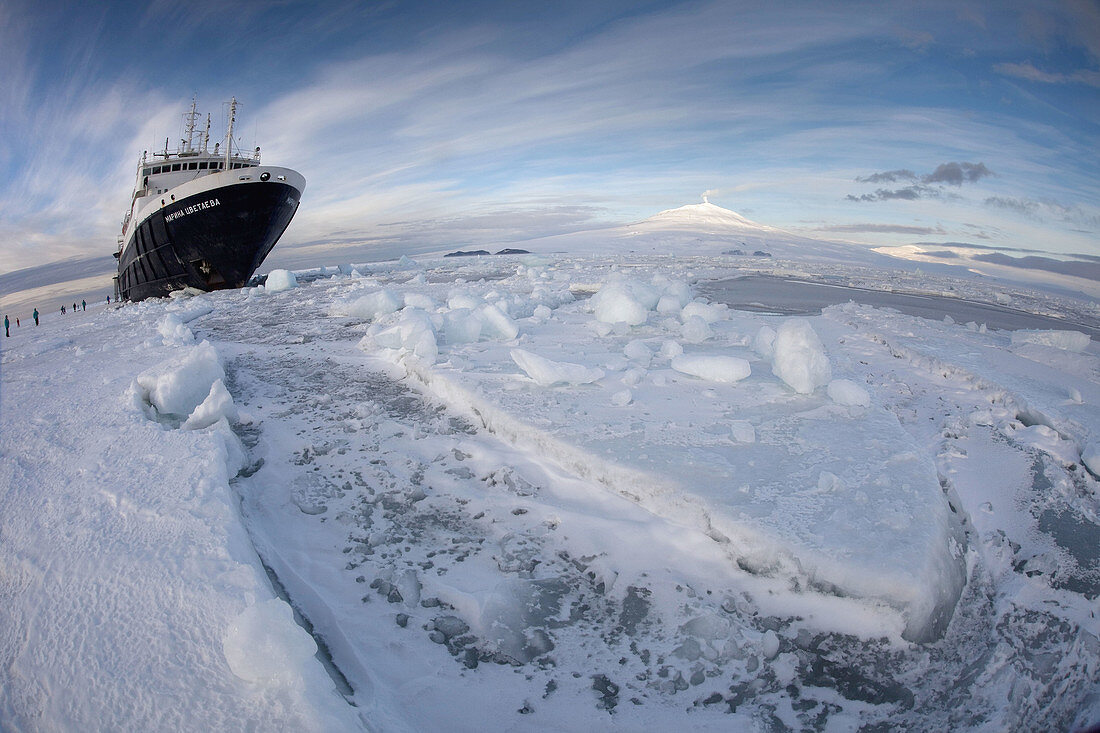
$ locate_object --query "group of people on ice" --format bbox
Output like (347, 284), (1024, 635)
(5, 296), (110, 337)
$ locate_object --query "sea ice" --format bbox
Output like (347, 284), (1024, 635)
(623, 339), (653, 365)
(372, 309), (440, 363)
(827, 378), (871, 407)
(157, 314), (195, 344)
(133, 340), (226, 419)
(476, 303), (520, 341)
(511, 348), (604, 387)
(670, 354), (751, 383)
(1083, 442), (1100, 476)
(681, 301), (726, 324)
(442, 308), (483, 344)
(223, 599), (318, 685)
(771, 318), (831, 393)
(265, 269), (298, 291)
(753, 325), (776, 358)
(340, 289), (402, 320)
(591, 278), (650, 326)
(1010, 329), (1090, 352)
(729, 420), (756, 443)
(681, 315), (714, 343)
(181, 378), (238, 430)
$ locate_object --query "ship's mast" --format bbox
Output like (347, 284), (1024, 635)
(202, 113), (211, 153)
(182, 96), (198, 154)
(224, 97), (237, 169)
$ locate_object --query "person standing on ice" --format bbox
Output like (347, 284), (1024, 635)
(33, 308), (39, 325)
(81, 299), (86, 311)
(4, 315), (8, 337)
(61, 305), (66, 315)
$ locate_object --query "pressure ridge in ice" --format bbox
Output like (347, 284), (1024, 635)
(344, 266), (968, 642)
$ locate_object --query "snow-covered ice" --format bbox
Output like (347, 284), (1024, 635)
(2, 203), (1099, 731)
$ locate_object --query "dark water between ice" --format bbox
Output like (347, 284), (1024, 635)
(700, 276), (1100, 339)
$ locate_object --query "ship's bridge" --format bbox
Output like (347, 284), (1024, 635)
(139, 155), (259, 194)
(121, 97), (265, 241)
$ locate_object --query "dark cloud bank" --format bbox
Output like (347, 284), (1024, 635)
(849, 162), (993, 202)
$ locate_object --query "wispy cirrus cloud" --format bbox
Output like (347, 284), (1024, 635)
(985, 195), (1100, 230)
(994, 61), (1100, 87)
(820, 223), (946, 235)
(855, 170), (917, 184)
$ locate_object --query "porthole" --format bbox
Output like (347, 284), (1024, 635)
(260, 171), (270, 182)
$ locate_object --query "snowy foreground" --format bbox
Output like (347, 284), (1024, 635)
(3, 213), (1100, 730)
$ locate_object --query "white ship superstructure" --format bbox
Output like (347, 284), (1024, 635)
(115, 97), (305, 301)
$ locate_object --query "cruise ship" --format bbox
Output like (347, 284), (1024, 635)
(114, 97), (305, 301)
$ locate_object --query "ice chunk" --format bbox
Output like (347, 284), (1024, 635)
(157, 314), (194, 344)
(656, 294), (683, 315)
(134, 341), (225, 419)
(448, 292), (482, 310)
(659, 340), (684, 359)
(1082, 442), (1100, 476)
(761, 630), (780, 660)
(730, 420), (756, 443)
(591, 280), (649, 326)
(477, 304), (520, 341)
(222, 599), (317, 685)
(681, 301), (726, 324)
(671, 354), (751, 383)
(681, 315), (713, 343)
(1007, 424), (1080, 465)
(404, 292), (436, 310)
(343, 289), (402, 320)
(772, 319), (831, 394)
(265, 269), (297, 291)
(623, 339), (653, 366)
(442, 309), (482, 344)
(181, 379), (238, 430)
(511, 349), (604, 387)
(753, 325), (776, 359)
(661, 280), (694, 308)
(370, 309), (439, 363)
(1010, 330), (1090, 352)
(827, 379), (871, 407)
(610, 389), (633, 406)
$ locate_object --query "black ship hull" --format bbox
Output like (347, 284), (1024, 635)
(116, 180), (301, 302)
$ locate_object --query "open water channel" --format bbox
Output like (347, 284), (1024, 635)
(700, 275), (1100, 339)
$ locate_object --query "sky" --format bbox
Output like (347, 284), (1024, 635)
(1, 0), (1098, 277)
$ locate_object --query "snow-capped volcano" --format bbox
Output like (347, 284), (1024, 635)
(635, 201), (779, 233)
(515, 199), (894, 267)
